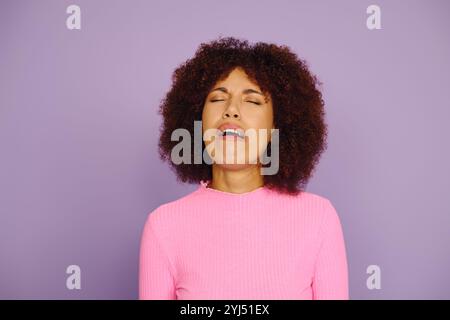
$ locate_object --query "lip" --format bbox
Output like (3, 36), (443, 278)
(217, 122), (245, 139)
(218, 122), (244, 132)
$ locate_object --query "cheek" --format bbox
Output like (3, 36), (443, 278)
(245, 109), (274, 146)
(202, 104), (225, 133)
(201, 106), (212, 130)
(242, 107), (273, 130)
(202, 104), (219, 123)
(201, 104), (222, 139)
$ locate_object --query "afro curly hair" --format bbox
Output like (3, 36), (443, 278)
(158, 36), (328, 195)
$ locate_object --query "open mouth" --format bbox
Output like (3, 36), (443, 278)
(219, 128), (245, 139)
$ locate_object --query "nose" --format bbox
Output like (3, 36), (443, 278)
(222, 101), (241, 119)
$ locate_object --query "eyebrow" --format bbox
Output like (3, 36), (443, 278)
(210, 87), (264, 96)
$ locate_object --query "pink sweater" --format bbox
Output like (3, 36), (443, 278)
(139, 180), (349, 300)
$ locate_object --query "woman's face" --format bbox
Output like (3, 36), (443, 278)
(202, 67), (274, 170)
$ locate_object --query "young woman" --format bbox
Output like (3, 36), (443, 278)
(139, 37), (348, 300)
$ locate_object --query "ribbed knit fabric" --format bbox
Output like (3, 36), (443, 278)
(139, 180), (349, 300)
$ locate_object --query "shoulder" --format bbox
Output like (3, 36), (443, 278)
(287, 190), (341, 225)
(279, 189), (336, 211)
(286, 191), (345, 249)
(300, 191), (343, 236)
(304, 191), (337, 213)
(296, 190), (332, 205)
(143, 187), (202, 230)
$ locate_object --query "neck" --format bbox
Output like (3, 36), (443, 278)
(209, 164), (264, 194)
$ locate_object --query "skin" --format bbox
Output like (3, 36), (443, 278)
(202, 67), (274, 194)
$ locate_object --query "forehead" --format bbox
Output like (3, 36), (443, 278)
(214, 67), (260, 89)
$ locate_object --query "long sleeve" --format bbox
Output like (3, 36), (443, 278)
(139, 213), (176, 300)
(311, 200), (349, 300)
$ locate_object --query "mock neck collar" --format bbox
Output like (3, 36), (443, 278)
(198, 180), (267, 198)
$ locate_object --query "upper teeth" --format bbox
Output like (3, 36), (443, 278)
(221, 128), (244, 138)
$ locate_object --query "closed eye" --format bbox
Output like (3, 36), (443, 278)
(209, 99), (261, 105)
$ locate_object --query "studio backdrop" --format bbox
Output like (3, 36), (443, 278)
(1, 0), (449, 299)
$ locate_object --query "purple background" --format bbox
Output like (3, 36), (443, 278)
(1, 0), (449, 299)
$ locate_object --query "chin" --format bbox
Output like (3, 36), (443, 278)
(214, 162), (257, 171)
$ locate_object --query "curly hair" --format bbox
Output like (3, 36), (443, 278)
(158, 37), (328, 195)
